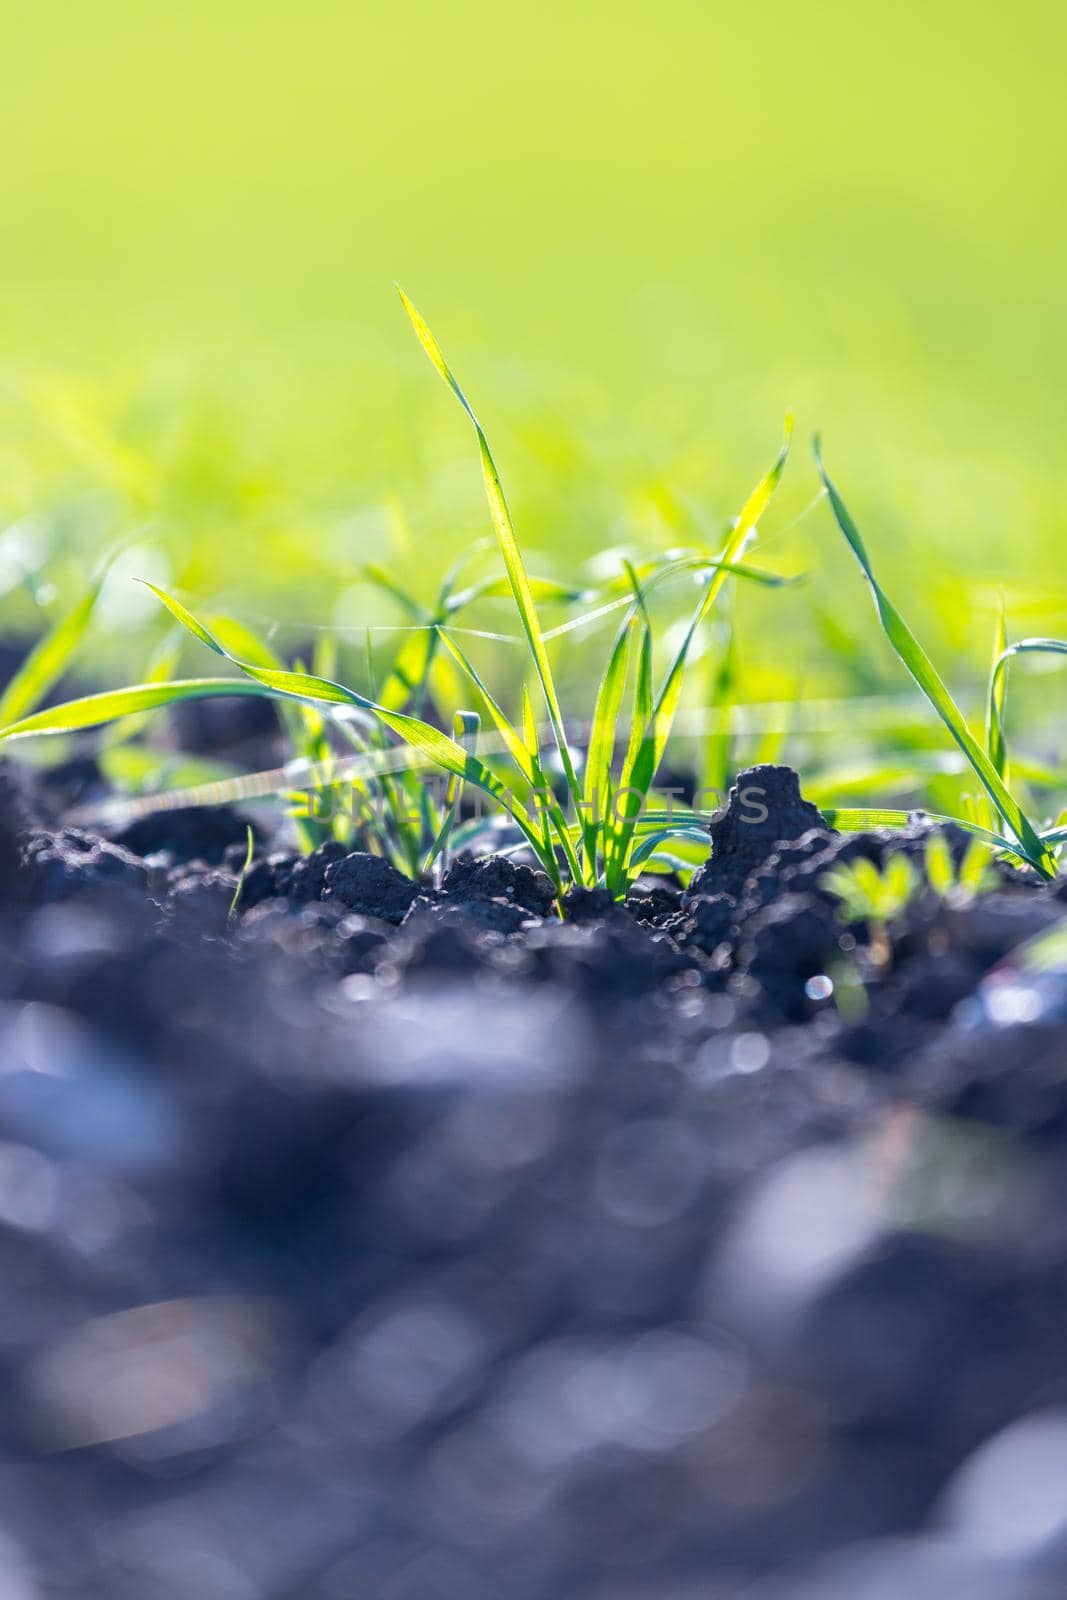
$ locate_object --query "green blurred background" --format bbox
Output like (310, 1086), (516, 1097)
(3, 0), (1067, 778)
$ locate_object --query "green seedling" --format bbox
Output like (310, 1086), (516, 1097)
(822, 852), (921, 930)
(815, 443), (1062, 880)
(0, 296), (795, 907)
(228, 824), (256, 920)
(922, 831), (997, 899)
(823, 836), (996, 933)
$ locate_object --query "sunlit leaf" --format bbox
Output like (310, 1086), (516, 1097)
(815, 441), (1056, 878)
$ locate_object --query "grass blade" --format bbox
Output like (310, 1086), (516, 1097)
(146, 583), (566, 888)
(988, 637), (1067, 789)
(585, 609), (636, 826)
(987, 602), (1009, 779)
(0, 678), (285, 740)
(446, 576), (589, 611)
(650, 421), (793, 769)
(815, 442), (1056, 877)
(359, 568), (444, 713)
(207, 611), (330, 765)
(378, 628), (437, 712)
(424, 710), (480, 873)
(701, 605), (738, 797)
(520, 684), (540, 765)
(605, 616), (655, 893)
(138, 582), (227, 657)
(629, 824), (711, 868)
(397, 287), (581, 799)
(433, 630), (581, 882)
(435, 628), (535, 781)
(618, 620), (654, 800)
(0, 570), (109, 727)
(95, 629), (183, 751)
(228, 825), (256, 920)
(6, 578), (559, 884)
(821, 805), (1018, 852)
(362, 564), (426, 620)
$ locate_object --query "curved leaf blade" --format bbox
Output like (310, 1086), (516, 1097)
(0, 571), (109, 727)
(815, 443), (1056, 877)
(650, 420), (793, 769)
(0, 678), (283, 740)
(821, 806), (1017, 853)
(988, 637), (1067, 788)
(397, 286), (581, 798)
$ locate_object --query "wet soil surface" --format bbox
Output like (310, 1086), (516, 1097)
(2, 761), (1067, 1598)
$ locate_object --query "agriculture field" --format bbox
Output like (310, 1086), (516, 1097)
(7, 10), (1067, 1598)
(4, 0), (1067, 795)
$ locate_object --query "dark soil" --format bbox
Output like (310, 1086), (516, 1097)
(1, 759), (1066, 1598)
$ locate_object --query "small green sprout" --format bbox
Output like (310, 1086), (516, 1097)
(228, 824), (256, 921)
(821, 850), (921, 975)
(0, 556), (114, 731)
(821, 852), (921, 929)
(815, 443), (1062, 882)
(0, 296), (796, 909)
(823, 834), (996, 931)
(922, 831), (997, 899)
